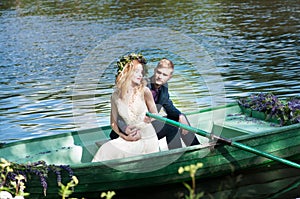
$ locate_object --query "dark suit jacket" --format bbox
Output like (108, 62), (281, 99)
(147, 81), (181, 121)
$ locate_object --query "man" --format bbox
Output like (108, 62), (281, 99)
(110, 58), (200, 149)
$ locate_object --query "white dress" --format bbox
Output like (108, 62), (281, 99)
(92, 90), (159, 162)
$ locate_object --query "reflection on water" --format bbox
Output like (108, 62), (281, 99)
(0, 0), (299, 142)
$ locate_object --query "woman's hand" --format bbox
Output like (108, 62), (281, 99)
(144, 116), (153, 123)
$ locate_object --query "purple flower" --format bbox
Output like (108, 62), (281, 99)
(237, 93), (300, 126)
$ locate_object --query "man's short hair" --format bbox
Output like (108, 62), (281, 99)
(156, 58), (174, 70)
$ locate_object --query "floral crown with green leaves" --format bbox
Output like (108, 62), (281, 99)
(116, 53), (147, 77)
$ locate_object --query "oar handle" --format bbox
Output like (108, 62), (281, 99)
(146, 112), (300, 169)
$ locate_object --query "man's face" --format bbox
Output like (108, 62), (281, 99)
(153, 67), (173, 86)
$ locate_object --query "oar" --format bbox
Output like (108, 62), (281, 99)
(146, 112), (300, 169)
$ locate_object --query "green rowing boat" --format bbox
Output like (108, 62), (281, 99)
(1, 103), (300, 198)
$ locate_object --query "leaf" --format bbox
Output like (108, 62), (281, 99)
(182, 182), (192, 191)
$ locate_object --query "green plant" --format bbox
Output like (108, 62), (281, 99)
(178, 163), (204, 199)
(0, 158), (29, 198)
(101, 191), (116, 199)
(1, 158), (117, 199)
(58, 176), (79, 199)
(0, 158), (74, 197)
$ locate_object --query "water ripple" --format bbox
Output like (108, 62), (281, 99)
(0, 0), (299, 141)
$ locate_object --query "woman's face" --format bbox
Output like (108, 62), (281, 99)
(131, 61), (143, 85)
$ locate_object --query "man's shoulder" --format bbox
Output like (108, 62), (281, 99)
(160, 83), (169, 92)
(163, 82), (169, 88)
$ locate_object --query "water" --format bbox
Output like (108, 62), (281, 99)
(0, 1), (299, 139)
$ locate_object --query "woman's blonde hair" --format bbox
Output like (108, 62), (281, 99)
(115, 59), (147, 99)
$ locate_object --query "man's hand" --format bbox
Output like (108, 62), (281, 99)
(128, 129), (141, 141)
(125, 125), (139, 135)
(123, 125), (141, 141)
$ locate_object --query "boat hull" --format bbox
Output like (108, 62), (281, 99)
(1, 104), (300, 198)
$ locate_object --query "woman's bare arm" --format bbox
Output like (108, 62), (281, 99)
(110, 95), (124, 138)
(144, 87), (158, 114)
(144, 87), (158, 123)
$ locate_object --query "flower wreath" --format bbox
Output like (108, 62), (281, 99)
(116, 53), (147, 77)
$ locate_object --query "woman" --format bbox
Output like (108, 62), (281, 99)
(92, 53), (160, 161)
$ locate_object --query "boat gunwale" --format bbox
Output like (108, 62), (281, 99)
(0, 103), (236, 148)
(0, 125), (112, 148)
(71, 125), (300, 169)
(2, 102), (299, 149)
